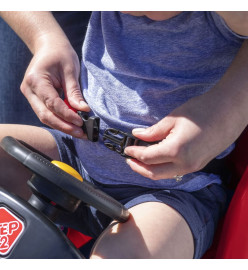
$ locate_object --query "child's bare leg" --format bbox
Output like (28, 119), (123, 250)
(0, 124), (60, 200)
(90, 201), (194, 259)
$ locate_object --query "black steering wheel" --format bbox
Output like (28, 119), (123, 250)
(0, 136), (129, 223)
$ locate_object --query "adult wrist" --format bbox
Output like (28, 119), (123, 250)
(32, 31), (72, 55)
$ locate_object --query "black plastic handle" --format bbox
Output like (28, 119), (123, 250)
(0, 136), (130, 222)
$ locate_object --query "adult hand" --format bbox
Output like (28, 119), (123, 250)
(20, 37), (90, 138)
(125, 88), (247, 180)
(124, 98), (219, 180)
(0, 11), (89, 138)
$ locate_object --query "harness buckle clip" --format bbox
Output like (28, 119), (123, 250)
(77, 111), (100, 142)
(103, 128), (143, 158)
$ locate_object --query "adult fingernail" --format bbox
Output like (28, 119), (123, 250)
(126, 158), (131, 165)
(72, 117), (83, 126)
(73, 120), (83, 127)
(80, 100), (90, 109)
(80, 100), (86, 106)
(72, 129), (83, 138)
(133, 128), (146, 134)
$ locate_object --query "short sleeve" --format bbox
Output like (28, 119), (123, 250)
(210, 12), (248, 42)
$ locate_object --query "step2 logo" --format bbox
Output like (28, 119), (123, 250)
(0, 207), (24, 256)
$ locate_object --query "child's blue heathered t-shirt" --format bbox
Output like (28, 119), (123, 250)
(75, 11), (247, 191)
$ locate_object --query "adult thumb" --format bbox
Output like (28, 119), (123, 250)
(132, 117), (173, 142)
(64, 73), (90, 112)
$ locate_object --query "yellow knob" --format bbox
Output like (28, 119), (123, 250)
(51, 160), (83, 182)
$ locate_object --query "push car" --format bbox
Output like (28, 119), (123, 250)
(0, 126), (247, 259)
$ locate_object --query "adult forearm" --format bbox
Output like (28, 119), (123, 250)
(0, 11), (69, 54)
(210, 40), (248, 134)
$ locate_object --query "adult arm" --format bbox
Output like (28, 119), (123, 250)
(125, 40), (248, 180)
(0, 11), (89, 137)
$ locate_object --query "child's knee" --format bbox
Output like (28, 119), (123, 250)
(90, 216), (153, 259)
(90, 202), (194, 259)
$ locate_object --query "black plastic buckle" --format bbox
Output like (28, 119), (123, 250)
(103, 128), (149, 158)
(77, 111), (100, 142)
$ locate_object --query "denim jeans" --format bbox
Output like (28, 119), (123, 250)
(0, 11), (91, 125)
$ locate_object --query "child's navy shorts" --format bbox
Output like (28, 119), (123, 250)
(46, 128), (227, 259)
